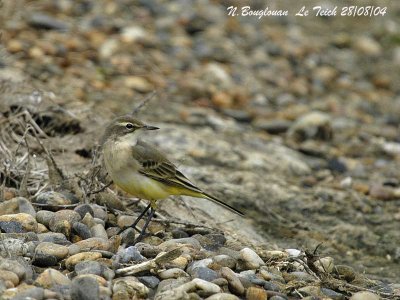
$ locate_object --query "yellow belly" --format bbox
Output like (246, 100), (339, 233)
(115, 171), (173, 200)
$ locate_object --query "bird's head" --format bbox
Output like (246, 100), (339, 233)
(101, 115), (159, 145)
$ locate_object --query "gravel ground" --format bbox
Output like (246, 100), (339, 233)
(0, 0), (400, 299)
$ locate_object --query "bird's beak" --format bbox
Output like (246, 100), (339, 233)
(143, 125), (159, 130)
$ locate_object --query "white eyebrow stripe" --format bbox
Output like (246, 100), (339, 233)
(118, 122), (141, 128)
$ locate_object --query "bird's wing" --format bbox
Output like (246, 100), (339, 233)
(132, 140), (203, 194)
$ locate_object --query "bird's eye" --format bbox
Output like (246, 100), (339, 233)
(126, 123), (134, 130)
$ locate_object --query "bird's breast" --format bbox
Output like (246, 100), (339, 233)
(102, 139), (170, 200)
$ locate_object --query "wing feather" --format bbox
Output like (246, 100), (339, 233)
(133, 140), (203, 194)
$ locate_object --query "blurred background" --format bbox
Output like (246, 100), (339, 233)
(1, 0), (400, 283)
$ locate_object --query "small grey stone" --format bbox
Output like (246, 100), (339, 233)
(33, 253), (58, 267)
(116, 246), (145, 264)
(213, 255), (236, 269)
(135, 242), (161, 258)
(220, 267), (245, 296)
(138, 276), (160, 289)
(74, 204), (94, 219)
(36, 191), (78, 209)
(0, 258), (27, 279)
(190, 267), (219, 282)
(72, 222), (92, 240)
(321, 287), (345, 300)
(28, 13), (69, 31)
(159, 237), (201, 250)
(186, 259), (213, 275)
(269, 296), (287, 300)
(75, 261), (115, 280)
(285, 271), (315, 282)
(17, 197), (36, 217)
(249, 277), (266, 286)
(36, 210), (54, 227)
(171, 229), (189, 239)
(90, 204), (108, 222)
(120, 227), (136, 246)
(253, 119), (291, 134)
(71, 276), (100, 300)
(0, 238), (31, 257)
(0, 221), (24, 233)
(12, 287), (44, 300)
(264, 281), (280, 292)
(90, 224), (108, 240)
(38, 232), (70, 245)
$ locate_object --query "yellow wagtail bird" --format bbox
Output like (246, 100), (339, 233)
(101, 115), (244, 243)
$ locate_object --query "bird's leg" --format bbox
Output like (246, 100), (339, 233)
(130, 203), (152, 232)
(134, 208), (155, 244)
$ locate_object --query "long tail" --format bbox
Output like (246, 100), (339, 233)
(203, 192), (244, 216)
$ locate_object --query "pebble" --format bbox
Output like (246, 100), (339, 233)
(264, 281), (281, 292)
(321, 287), (345, 300)
(9, 286), (45, 299)
(239, 248), (264, 269)
(90, 223), (108, 240)
(253, 119), (291, 134)
(75, 261), (115, 280)
(220, 267), (245, 296)
(171, 229), (189, 239)
(120, 227), (136, 245)
(350, 291), (380, 300)
(28, 13), (69, 31)
(334, 265), (356, 282)
(113, 276), (149, 299)
(0, 213), (38, 233)
(65, 252), (102, 270)
(16, 197), (36, 217)
(246, 287), (267, 300)
(189, 267), (219, 282)
(205, 293), (240, 300)
(213, 255), (237, 269)
(117, 215), (135, 228)
(35, 268), (71, 288)
(94, 192), (125, 211)
(82, 212), (96, 228)
(74, 204), (94, 219)
(269, 296), (287, 300)
(35, 242), (69, 259)
(71, 275), (100, 300)
(159, 268), (189, 279)
(187, 258), (213, 274)
(166, 255), (189, 269)
(36, 191), (79, 209)
(2, 259), (31, 282)
(315, 256), (334, 273)
(115, 246), (146, 264)
(284, 271), (316, 283)
(36, 210), (54, 227)
(196, 233), (226, 251)
(135, 242), (161, 258)
(0, 270), (20, 286)
(91, 204), (108, 222)
(38, 232), (70, 245)
(284, 249), (301, 257)
(138, 276), (160, 289)
(74, 237), (110, 252)
(353, 36), (382, 56)
(0, 198), (20, 215)
(159, 237), (202, 250)
(0, 238), (30, 257)
(33, 253), (58, 267)
(72, 222), (92, 239)
(288, 111), (333, 142)
(49, 210), (81, 237)
(156, 278), (221, 299)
